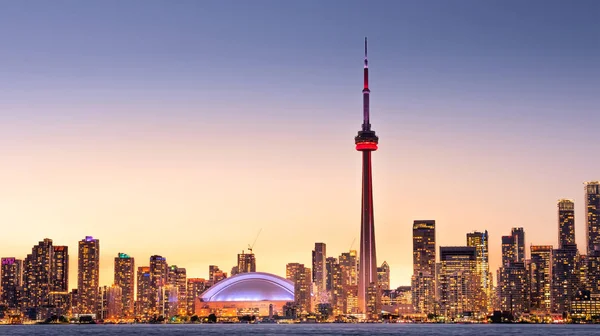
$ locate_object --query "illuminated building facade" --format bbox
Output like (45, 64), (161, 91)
(149, 255), (168, 315)
(114, 253), (135, 317)
(51, 246), (69, 292)
(355, 38), (380, 319)
(467, 231), (490, 312)
(136, 266), (151, 318)
(529, 245), (553, 312)
(286, 263), (312, 314)
(196, 272), (294, 317)
(1, 258), (23, 308)
(168, 265), (187, 315)
(512, 228), (526, 262)
(23, 239), (54, 312)
(438, 246), (479, 318)
(588, 252), (600, 294)
(377, 261), (390, 291)
(187, 278), (207, 315)
(551, 245), (579, 313)
(237, 252), (256, 274)
(325, 257), (337, 292)
(312, 243), (327, 302)
(77, 236), (100, 315)
(558, 199), (576, 248)
(209, 265), (227, 286)
(498, 261), (528, 315)
(412, 220), (436, 315)
(105, 284), (123, 320)
(586, 181), (600, 255)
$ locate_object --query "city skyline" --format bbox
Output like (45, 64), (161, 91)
(1, 0), (600, 290)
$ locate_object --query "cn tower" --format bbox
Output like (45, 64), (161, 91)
(355, 37), (379, 317)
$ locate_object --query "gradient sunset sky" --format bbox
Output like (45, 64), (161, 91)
(1, 1), (599, 290)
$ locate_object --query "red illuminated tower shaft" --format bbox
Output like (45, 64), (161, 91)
(355, 37), (379, 317)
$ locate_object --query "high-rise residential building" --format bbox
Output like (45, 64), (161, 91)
(136, 266), (151, 318)
(355, 38), (380, 319)
(208, 265), (227, 286)
(312, 243), (327, 302)
(105, 284), (123, 320)
(339, 250), (358, 287)
(498, 261), (528, 315)
(529, 245), (553, 312)
(512, 228), (526, 262)
(186, 278), (207, 316)
(551, 245), (579, 313)
(149, 255), (168, 315)
(412, 220), (436, 315)
(558, 199), (576, 248)
(23, 238), (54, 310)
(237, 251), (256, 274)
(413, 221), (436, 276)
(114, 253), (135, 318)
(1, 258), (23, 308)
(168, 265), (187, 315)
(325, 257), (337, 292)
(377, 261), (390, 291)
(287, 263), (312, 315)
(163, 284), (179, 318)
(51, 246), (69, 292)
(438, 246), (479, 318)
(467, 231), (490, 313)
(501, 235), (516, 267)
(78, 236), (100, 315)
(587, 252), (600, 294)
(586, 181), (600, 255)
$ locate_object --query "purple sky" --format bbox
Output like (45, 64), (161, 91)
(0, 0), (599, 288)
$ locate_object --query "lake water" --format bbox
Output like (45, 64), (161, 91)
(0, 324), (598, 335)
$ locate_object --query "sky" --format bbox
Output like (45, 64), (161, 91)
(0, 0), (599, 290)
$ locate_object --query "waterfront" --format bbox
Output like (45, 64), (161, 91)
(0, 324), (599, 336)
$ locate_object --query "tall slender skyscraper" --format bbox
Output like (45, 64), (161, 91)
(355, 37), (379, 319)
(558, 199), (576, 248)
(586, 181), (600, 255)
(512, 227), (526, 262)
(51, 245), (69, 292)
(312, 243), (327, 302)
(78, 236), (100, 315)
(1, 258), (23, 308)
(467, 231), (490, 313)
(114, 253), (135, 318)
(529, 245), (553, 312)
(411, 220), (436, 314)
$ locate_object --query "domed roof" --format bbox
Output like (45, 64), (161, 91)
(200, 272), (294, 302)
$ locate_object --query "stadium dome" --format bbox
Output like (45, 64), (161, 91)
(200, 272), (294, 302)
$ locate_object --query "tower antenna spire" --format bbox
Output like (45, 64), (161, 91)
(364, 37), (368, 68)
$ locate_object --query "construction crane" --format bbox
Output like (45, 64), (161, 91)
(349, 237), (356, 251)
(247, 228), (262, 254)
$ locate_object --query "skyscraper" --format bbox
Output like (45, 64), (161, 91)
(501, 235), (516, 266)
(551, 245), (579, 313)
(377, 261), (390, 291)
(586, 181), (600, 255)
(149, 255), (168, 315)
(168, 265), (187, 315)
(136, 266), (151, 318)
(186, 278), (207, 316)
(438, 247), (479, 318)
(512, 228), (526, 262)
(286, 263), (312, 315)
(411, 220), (436, 315)
(529, 245), (553, 312)
(312, 243), (327, 302)
(51, 245), (69, 292)
(23, 239), (54, 310)
(467, 231), (490, 313)
(1, 258), (23, 308)
(558, 199), (576, 248)
(498, 261), (528, 315)
(325, 257), (337, 292)
(114, 253), (135, 318)
(237, 251), (256, 274)
(355, 38), (379, 319)
(78, 236), (100, 315)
